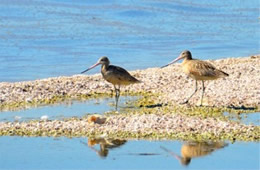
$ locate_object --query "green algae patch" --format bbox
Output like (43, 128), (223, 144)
(120, 96), (258, 121)
(122, 90), (259, 119)
(170, 106), (254, 120)
(171, 106), (259, 123)
(128, 92), (162, 108)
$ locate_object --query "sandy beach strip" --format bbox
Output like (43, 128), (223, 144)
(0, 55), (259, 110)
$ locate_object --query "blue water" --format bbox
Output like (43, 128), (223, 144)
(0, 0), (259, 82)
(0, 136), (259, 170)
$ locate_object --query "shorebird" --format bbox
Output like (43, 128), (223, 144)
(162, 50), (229, 106)
(81, 56), (141, 110)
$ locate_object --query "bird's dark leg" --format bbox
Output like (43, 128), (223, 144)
(114, 85), (118, 110)
(200, 81), (206, 106)
(181, 80), (198, 104)
(116, 86), (121, 109)
(117, 85), (121, 100)
(114, 85), (120, 110)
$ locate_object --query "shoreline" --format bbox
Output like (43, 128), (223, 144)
(0, 55), (260, 111)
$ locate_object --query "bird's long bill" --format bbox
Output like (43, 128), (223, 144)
(160, 146), (182, 161)
(81, 62), (101, 74)
(161, 55), (182, 68)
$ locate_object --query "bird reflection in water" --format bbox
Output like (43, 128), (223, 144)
(161, 141), (228, 166)
(82, 137), (127, 158)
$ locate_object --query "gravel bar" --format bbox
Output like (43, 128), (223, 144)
(0, 114), (258, 141)
(1, 55), (260, 110)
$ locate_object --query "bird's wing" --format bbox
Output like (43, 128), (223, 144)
(189, 60), (218, 77)
(106, 65), (140, 83)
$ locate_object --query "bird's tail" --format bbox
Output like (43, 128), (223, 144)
(136, 79), (143, 83)
(218, 70), (229, 77)
(131, 77), (143, 83)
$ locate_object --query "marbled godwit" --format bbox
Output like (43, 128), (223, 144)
(83, 137), (127, 158)
(162, 50), (229, 106)
(81, 56), (141, 110)
(161, 141), (227, 166)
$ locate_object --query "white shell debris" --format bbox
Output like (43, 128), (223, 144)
(41, 115), (49, 121)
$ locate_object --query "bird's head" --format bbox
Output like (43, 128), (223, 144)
(81, 56), (110, 74)
(179, 50), (192, 60)
(161, 50), (192, 68)
(98, 56), (110, 65)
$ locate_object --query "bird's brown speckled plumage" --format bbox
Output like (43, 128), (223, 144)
(182, 57), (229, 81)
(101, 63), (140, 86)
(162, 50), (228, 106)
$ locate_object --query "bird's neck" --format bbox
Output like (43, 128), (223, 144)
(184, 56), (192, 61)
(183, 56), (193, 65)
(182, 57), (189, 65)
(101, 63), (109, 73)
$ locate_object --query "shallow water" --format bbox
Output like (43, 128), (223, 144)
(0, 136), (259, 170)
(0, 0), (259, 82)
(0, 96), (138, 122)
(224, 112), (260, 126)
